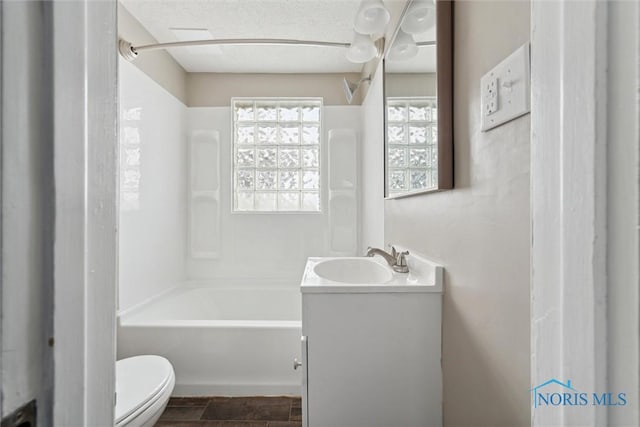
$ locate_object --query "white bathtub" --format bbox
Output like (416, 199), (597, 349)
(117, 283), (302, 396)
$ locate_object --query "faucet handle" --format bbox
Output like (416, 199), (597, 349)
(396, 250), (409, 265)
(393, 250), (410, 273)
(387, 244), (397, 257)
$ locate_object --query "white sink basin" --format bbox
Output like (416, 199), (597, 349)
(302, 252), (444, 293)
(312, 257), (394, 284)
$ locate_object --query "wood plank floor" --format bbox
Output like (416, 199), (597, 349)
(155, 396), (302, 427)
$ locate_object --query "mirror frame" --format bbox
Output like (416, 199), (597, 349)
(383, 0), (453, 198)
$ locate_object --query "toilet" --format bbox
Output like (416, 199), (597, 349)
(115, 355), (175, 427)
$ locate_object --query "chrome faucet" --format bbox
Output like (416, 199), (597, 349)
(365, 245), (409, 273)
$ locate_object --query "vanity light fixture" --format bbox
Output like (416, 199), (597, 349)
(388, 28), (419, 61)
(346, 32), (379, 63)
(401, 0), (436, 35)
(354, 0), (391, 35)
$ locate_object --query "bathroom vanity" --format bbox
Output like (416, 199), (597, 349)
(299, 253), (443, 427)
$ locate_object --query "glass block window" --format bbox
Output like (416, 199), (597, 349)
(386, 97), (438, 195)
(232, 98), (322, 212)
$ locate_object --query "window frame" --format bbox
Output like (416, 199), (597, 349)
(230, 97), (324, 214)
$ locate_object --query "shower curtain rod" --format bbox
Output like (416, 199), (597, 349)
(119, 38), (351, 61)
(118, 38), (432, 62)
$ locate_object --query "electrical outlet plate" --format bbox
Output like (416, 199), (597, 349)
(485, 77), (498, 115)
(480, 43), (530, 131)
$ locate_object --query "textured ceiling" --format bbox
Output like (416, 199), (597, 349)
(120, 0), (371, 73)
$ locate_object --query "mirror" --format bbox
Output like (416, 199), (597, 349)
(383, 0), (453, 198)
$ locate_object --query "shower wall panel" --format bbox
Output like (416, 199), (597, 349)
(118, 58), (187, 312)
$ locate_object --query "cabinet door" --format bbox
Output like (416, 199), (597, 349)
(301, 335), (309, 427)
(304, 292), (442, 427)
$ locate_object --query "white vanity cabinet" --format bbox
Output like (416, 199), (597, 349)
(299, 256), (443, 427)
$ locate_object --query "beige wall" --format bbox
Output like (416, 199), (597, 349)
(187, 73), (364, 106)
(386, 73), (437, 97)
(118, 3), (187, 103)
(384, 1), (531, 426)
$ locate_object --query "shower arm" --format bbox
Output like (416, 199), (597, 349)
(119, 38), (352, 61)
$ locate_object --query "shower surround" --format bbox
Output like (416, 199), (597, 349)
(117, 59), (362, 395)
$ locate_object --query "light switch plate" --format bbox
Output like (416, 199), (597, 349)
(480, 43), (530, 131)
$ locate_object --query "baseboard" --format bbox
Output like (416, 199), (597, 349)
(173, 382), (302, 397)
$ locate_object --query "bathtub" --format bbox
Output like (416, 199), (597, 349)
(117, 283), (302, 396)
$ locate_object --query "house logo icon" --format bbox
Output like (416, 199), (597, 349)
(529, 379), (577, 408)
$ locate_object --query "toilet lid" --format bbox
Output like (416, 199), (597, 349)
(115, 355), (174, 424)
